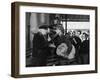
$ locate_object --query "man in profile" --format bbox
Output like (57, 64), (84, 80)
(32, 25), (51, 66)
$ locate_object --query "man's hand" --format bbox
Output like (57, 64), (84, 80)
(48, 35), (51, 41)
(49, 44), (56, 48)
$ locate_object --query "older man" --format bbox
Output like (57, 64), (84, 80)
(32, 25), (51, 66)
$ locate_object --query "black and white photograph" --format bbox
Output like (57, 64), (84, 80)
(26, 13), (90, 67)
(11, 2), (97, 78)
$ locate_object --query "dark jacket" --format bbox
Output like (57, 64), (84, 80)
(70, 36), (81, 49)
(79, 40), (89, 54)
(32, 32), (50, 58)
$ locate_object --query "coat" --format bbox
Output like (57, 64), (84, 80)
(32, 32), (50, 66)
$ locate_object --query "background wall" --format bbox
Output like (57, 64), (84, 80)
(0, 0), (100, 80)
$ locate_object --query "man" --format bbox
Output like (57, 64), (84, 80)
(79, 32), (90, 64)
(71, 31), (81, 49)
(76, 30), (82, 41)
(32, 25), (51, 66)
(70, 30), (82, 64)
(51, 27), (73, 65)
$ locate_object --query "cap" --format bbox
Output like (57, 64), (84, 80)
(39, 25), (49, 30)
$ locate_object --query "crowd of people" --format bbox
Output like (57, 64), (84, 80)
(31, 24), (90, 67)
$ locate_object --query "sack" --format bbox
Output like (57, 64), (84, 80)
(56, 43), (75, 59)
(56, 43), (68, 57)
(67, 45), (75, 59)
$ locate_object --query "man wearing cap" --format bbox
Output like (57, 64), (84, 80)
(32, 25), (51, 66)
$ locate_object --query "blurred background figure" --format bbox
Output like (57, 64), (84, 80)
(76, 30), (83, 42)
(69, 30), (82, 64)
(79, 32), (90, 64)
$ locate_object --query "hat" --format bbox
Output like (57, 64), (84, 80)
(48, 24), (57, 30)
(39, 25), (49, 30)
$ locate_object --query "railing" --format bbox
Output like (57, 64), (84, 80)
(26, 48), (32, 57)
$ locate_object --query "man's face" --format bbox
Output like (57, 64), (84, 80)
(76, 31), (81, 37)
(82, 34), (86, 41)
(72, 31), (76, 36)
(39, 29), (48, 35)
(56, 28), (62, 35)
